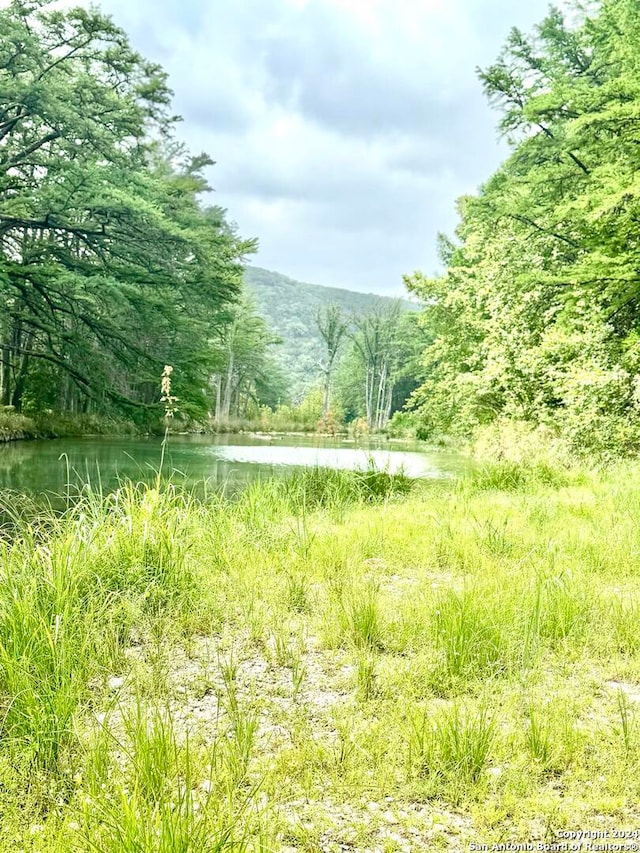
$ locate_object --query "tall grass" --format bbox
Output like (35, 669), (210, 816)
(4, 459), (640, 847)
(408, 700), (496, 795)
(0, 521), (106, 769)
(0, 484), (200, 768)
(431, 587), (512, 689)
(239, 464), (414, 518)
(460, 459), (575, 493)
(77, 700), (261, 852)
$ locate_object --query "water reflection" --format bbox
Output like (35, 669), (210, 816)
(0, 433), (468, 499)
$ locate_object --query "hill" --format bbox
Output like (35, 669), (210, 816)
(243, 266), (415, 402)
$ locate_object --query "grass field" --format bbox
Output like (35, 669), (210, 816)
(1, 461), (639, 851)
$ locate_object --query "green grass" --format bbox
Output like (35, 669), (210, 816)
(2, 462), (640, 849)
(0, 409), (37, 441)
(0, 408), (138, 443)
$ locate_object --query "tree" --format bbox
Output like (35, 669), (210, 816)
(315, 304), (349, 416)
(211, 294), (281, 423)
(349, 303), (403, 430)
(0, 0), (254, 422)
(406, 0), (640, 454)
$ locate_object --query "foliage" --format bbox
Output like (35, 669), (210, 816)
(210, 294), (283, 424)
(315, 304), (349, 416)
(385, 410), (422, 439)
(406, 0), (640, 456)
(0, 408), (139, 442)
(256, 464), (414, 513)
(335, 306), (422, 429)
(350, 302), (403, 430)
(257, 387), (346, 433)
(244, 266), (417, 404)
(0, 407), (36, 441)
(0, 0), (255, 424)
(316, 409), (342, 435)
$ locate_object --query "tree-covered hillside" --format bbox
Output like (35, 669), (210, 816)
(243, 266), (416, 402)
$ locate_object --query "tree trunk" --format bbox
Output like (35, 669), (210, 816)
(10, 327), (33, 411)
(11, 353), (29, 411)
(375, 361), (388, 430)
(322, 367), (331, 416)
(0, 337), (12, 406)
(221, 350), (234, 421)
(365, 366), (375, 429)
(211, 374), (222, 423)
(383, 378), (394, 428)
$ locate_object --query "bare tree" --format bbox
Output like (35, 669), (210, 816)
(315, 304), (349, 416)
(352, 302), (402, 429)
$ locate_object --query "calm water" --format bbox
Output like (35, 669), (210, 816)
(0, 433), (468, 499)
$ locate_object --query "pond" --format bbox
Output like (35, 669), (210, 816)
(0, 433), (469, 499)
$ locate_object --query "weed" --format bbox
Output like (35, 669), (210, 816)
(536, 571), (590, 643)
(346, 582), (383, 651)
(616, 690), (636, 757)
(433, 588), (508, 686)
(525, 704), (553, 765)
(285, 570), (310, 613)
(291, 657), (307, 701)
(78, 701), (261, 852)
(408, 700), (496, 793)
(355, 653), (378, 702)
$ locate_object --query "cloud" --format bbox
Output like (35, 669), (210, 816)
(257, 0), (479, 136)
(52, 0), (552, 294)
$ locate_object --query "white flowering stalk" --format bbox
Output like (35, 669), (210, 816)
(160, 365), (179, 418)
(157, 365), (179, 484)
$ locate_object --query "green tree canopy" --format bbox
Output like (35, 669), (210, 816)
(407, 0), (640, 454)
(0, 0), (255, 422)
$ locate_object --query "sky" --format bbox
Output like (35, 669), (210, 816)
(64, 0), (552, 294)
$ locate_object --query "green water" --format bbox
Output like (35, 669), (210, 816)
(0, 433), (469, 499)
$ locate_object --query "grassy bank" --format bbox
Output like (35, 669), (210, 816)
(0, 410), (139, 442)
(1, 462), (640, 850)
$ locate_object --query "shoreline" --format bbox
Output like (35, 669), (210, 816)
(0, 417), (427, 446)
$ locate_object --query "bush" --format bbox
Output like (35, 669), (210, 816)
(473, 418), (570, 467)
(0, 409), (37, 441)
(316, 410), (342, 435)
(386, 411), (418, 439)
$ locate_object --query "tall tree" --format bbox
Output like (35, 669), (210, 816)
(212, 294), (281, 423)
(349, 303), (403, 430)
(406, 0), (640, 454)
(0, 0), (254, 421)
(315, 304), (349, 416)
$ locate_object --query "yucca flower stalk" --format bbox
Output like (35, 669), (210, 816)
(160, 365), (179, 419)
(158, 365), (179, 485)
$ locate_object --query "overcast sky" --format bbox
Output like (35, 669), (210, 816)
(75, 0), (552, 294)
